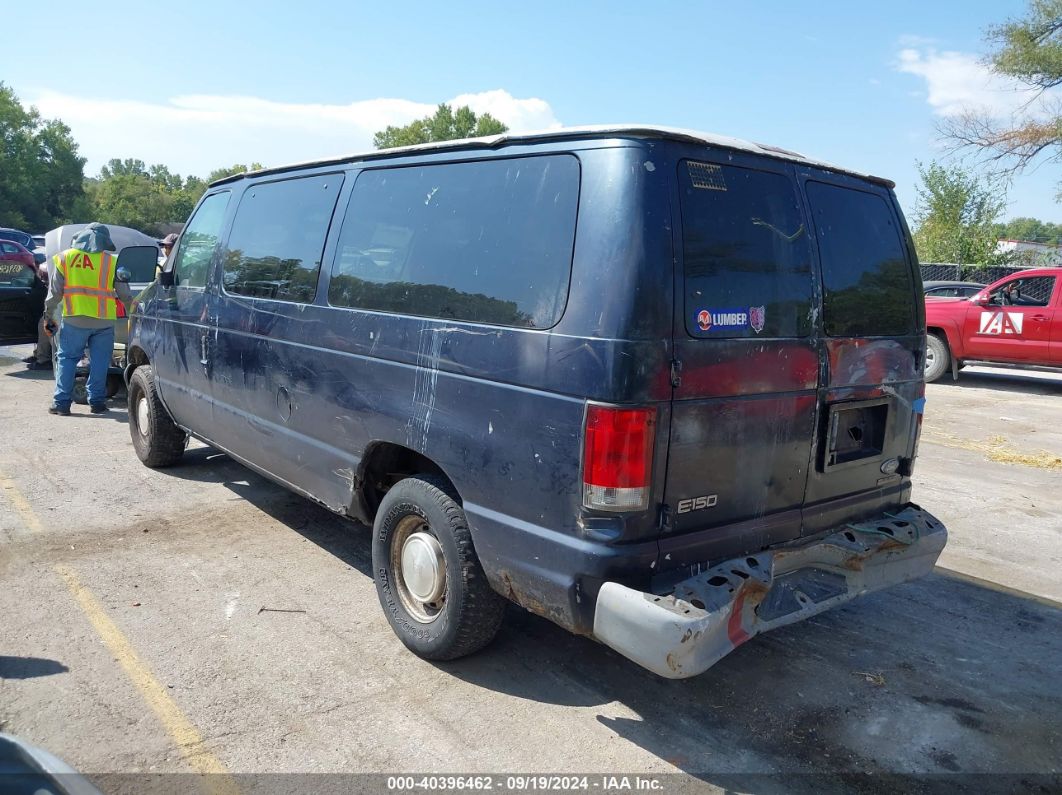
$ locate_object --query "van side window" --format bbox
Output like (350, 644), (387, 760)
(328, 155), (579, 328)
(806, 182), (915, 337)
(680, 161), (813, 338)
(223, 175), (342, 303)
(171, 191), (229, 288)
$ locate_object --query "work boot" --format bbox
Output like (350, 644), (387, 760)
(21, 355), (35, 363)
(26, 360), (52, 370)
(89, 403), (108, 414)
(48, 403), (71, 416)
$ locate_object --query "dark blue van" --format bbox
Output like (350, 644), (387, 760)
(125, 127), (947, 678)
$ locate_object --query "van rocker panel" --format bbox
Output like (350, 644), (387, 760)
(592, 505), (946, 678)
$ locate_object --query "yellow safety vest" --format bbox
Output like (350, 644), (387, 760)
(54, 248), (119, 320)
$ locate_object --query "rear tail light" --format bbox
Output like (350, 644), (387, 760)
(582, 404), (656, 512)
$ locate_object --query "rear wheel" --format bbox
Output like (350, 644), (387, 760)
(128, 365), (187, 467)
(924, 334), (950, 383)
(372, 476), (506, 660)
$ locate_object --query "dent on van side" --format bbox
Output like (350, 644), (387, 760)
(123, 127), (946, 678)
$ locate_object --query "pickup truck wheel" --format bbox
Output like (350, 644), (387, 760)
(924, 334), (950, 383)
(372, 476), (505, 661)
(128, 365), (187, 467)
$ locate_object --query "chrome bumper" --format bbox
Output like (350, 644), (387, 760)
(593, 505), (947, 679)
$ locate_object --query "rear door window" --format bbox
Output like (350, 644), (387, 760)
(679, 160), (814, 338)
(806, 182), (916, 337)
(328, 155), (579, 328)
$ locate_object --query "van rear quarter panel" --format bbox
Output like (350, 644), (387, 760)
(149, 142), (676, 634)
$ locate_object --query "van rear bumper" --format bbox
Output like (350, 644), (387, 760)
(592, 505), (947, 679)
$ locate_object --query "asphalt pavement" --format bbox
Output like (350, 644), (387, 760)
(1, 345), (1059, 794)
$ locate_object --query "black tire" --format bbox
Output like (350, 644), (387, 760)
(924, 334), (950, 383)
(372, 476), (506, 661)
(72, 374), (123, 404)
(128, 365), (187, 467)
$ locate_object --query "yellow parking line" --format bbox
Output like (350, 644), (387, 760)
(0, 469), (238, 795)
(0, 473), (46, 533)
(55, 565), (239, 793)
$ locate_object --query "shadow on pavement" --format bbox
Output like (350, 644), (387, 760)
(155, 447), (374, 577)
(3, 367), (54, 381)
(0, 656), (69, 680)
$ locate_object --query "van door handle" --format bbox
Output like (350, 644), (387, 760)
(200, 329), (210, 367)
(1031, 314), (1048, 322)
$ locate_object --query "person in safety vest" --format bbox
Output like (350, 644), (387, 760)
(43, 223), (133, 416)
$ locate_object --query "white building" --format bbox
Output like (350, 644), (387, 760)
(995, 239), (1062, 267)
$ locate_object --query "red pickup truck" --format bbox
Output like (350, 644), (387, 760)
(924, 267), (1062, 381)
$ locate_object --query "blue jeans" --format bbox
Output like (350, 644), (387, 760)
(54, 323), (114, 408)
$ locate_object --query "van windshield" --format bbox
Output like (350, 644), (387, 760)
(679, 161), (814, 338)
(806, 182), (916, 337)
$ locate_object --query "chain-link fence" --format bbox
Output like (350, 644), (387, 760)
(919, 263), (1036, 285)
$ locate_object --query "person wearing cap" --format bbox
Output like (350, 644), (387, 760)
(157, 233), (178, 274)
(44, 223), (134, 415)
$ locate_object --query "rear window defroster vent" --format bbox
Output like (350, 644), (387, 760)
(687, 161), (728, 191)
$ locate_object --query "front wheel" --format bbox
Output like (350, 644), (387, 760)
(924, 334), (950, 383)
(372, 476), (506, 661)
(128, 365), (187, 467)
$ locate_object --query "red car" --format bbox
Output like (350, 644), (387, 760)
(0, 238), (36, 271)
(0, 240), (46, 344)
(924, 267), (1062, 381)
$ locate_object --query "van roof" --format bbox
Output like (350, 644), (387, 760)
(208, 124), (896, 189)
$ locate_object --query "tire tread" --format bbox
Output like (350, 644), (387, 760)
(128, 365), (187, 467)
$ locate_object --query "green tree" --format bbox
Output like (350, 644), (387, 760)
(206, 163), (265, 184)
(993, 216), (1062, 243)
(941, 1), (1062, 193)
(372, 103), (507, 149)
(911, 161), (1008, 264)
(91, 172), (176, 237)
(100, 158), (148, 179)
(0, 82), (86, 230)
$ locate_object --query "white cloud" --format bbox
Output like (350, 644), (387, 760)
(28, 89), (562, 177)
(895, 46), (1042, 117)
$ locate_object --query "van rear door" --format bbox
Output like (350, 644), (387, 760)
(798, 173), (922, 532)
(661, 153), (819, 566)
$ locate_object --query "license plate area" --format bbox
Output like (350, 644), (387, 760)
(822, 398), (889, 470)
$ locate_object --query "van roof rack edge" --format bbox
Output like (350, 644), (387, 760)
(208, 125), (896, 189)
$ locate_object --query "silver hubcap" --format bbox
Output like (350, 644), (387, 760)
(925, 348), (935, 369)
(392, 518), (446, 623)
(137, 396), (151, 436)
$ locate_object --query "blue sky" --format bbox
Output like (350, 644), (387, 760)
(6, 0), (1056, 221)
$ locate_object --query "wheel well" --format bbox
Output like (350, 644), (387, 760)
(358, 443), (459, 521)
(927, 328), (950, 349)
(127, 346), (150, 370)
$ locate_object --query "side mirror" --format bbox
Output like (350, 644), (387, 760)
(969, 292), (988, 306)
(33, 252), (46, 266)
(159, 270), (175, 288)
